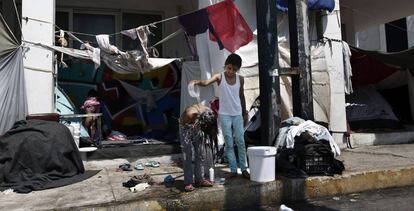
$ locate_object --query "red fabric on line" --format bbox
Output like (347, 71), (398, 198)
(207, 0), (253, 52)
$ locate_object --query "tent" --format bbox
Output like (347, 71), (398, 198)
(346, 46), (414, 129)
(0, 14), (27, 135)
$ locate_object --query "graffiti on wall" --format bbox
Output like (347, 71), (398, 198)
(58, 59), (181, 141)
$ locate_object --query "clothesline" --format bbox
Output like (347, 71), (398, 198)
(18, 1), (414, 41)
(23, 16), (182, 54)
(21, 1), (213, 39)
(20, 0), (254, 66)
(20, 0), (228, 55)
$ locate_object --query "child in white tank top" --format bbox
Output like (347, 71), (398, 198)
(190, 53), (250, 179)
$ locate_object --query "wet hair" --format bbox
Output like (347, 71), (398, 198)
(224, 53), (242, 69)
(198, 110), (216, 133)
(197, 110), (218, 159)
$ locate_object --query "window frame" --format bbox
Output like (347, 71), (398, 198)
(55, 7), (165, 55)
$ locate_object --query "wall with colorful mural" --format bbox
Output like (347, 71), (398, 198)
(58, 58), (181, 141)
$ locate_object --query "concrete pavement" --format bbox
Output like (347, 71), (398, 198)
(2, 144), (414, 210)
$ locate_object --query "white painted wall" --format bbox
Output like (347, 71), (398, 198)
(356, 25), (387, 51)
(322, 0), (347, 145)
(56, 0), (197, 58)
(407, 16), (414, 48)
(22, 0), (55, 114)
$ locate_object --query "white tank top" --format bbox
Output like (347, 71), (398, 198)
(219, 72), (242, 116)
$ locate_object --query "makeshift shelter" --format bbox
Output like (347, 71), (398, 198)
(346, 46), (414, 130)
(0, 120), (98, 193)
(181, 0), (348, 135)
(0, 14), (27, 135)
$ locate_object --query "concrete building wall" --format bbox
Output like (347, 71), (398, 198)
(55, 0), (197, 58)
(407, 16), (414, 48)
(355, 25), (387, 51)
(22, 0), (55, 114)
(355, 15), (414, 51)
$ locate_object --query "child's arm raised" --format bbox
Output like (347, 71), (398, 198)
(191, 73), (221, 87)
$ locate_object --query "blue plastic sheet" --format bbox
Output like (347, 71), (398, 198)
(277, 0), (335, 12)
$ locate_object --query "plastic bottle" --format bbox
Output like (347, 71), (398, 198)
(66, 124), (75, 137)
(209, 167), (215, 183)
(72, 123), (81, 148)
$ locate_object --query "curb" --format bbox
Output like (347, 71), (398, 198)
(74, 166), (414, 210)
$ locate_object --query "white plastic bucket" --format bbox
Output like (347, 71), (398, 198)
(247, 146), (277, 182)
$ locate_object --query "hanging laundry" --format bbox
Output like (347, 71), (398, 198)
(57, 30), (68, 47)
(121, 25), (156, 57)
(136, 25), (156, 57)
(178, 8), (210, 36)
(342, 42), (353, 94)
(96, 34), (122, 54)
(178, 0), (253, 53)
(80, 42), (101, 69)
(206, 0), (253, 53)
(96, 34), (153, 73)
(57, 30), (68, 68)
(121, 28), (138, 40)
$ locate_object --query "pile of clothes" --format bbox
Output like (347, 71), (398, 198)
(275, 117), (345, 178)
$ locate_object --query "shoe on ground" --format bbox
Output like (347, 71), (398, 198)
(134, 163), (144, 170)
(184, 184), (195, 192)
(242, 170), (250, 179)
(195, 179), (213, 187)
(145, 161), (160, 168)
(118, 163), (132, 171)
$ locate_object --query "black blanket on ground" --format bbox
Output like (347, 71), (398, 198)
(0, 120), (98, 193)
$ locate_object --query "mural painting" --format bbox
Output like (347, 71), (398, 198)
(58, 59), (181, 141)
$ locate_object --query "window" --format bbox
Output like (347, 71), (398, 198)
(73, 13), (116, 49)
(55, 9), (163, 56)
(122, 13), (163, 56)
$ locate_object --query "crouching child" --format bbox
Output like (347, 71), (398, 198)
(180, 104), (218, 192)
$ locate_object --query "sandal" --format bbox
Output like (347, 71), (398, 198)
(151, 161), (160, 168)
(145, 161), (160, 168)
(134, 163), (144, 171)
(184, 184), (195, 192)
(118, 163), (132, 171)
(242, 170), (250, 179)
(195, 179), (213, 187)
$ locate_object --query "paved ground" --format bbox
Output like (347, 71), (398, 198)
(257, 185), (414, 211)
(2, 144), (414, 210)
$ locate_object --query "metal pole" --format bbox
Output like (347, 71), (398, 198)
(256, 0), (281, 146)
(288, 0), (314, 120)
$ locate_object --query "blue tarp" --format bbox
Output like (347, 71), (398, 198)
(277, 0), (335, 12)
